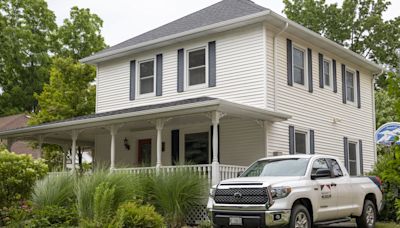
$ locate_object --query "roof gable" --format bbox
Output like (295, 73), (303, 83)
(95, 0), (266, 56)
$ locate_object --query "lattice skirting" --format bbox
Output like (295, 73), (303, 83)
(185, 204), (209, 225)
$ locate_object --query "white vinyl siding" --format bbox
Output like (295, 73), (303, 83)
(265, 26), (375, 172)
(96, 25), (265, 112)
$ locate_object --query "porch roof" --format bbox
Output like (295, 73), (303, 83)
(0, 97), (290, 139)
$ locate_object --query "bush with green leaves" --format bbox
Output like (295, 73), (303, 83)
(75, 170), (142, 223)
(143, 171), (208, 228)
(0, 149), (48, 207)
(111, 201), (164, 228)
(370, 147), (400, 222)
(26, 205), (78, 227)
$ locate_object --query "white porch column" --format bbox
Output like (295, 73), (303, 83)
(109, 125), (119, 171)
(155, 119), (165, 170)
(211, 111), (224, 186)
(71, 131), (79, 172)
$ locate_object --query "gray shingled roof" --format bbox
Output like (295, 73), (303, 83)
(95, 0), (266, 56)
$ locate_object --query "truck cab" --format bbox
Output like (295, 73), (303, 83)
(208, 154), (383, 228)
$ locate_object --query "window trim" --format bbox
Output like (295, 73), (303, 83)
(323, 58), (333, 89)
(136, 58), (156, 98)
(185, 46), (208, 90)
(347, 140), (360, 176)
(292, 44), (308, 89)
(345, 67), (357, 105)
(294, 128), (310, 154)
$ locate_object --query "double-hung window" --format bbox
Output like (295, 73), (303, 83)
(346, 70), (355, 102)
(138, 59), (155, 95)
(323, 59), (331, 87)
(348, 141), (359, 176)
(187, 48), (206, 87)
(295, 130), (308, 154)
(293, 47), (305, 85)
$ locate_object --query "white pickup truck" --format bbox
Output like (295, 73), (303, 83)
(207, 154), (383, 228)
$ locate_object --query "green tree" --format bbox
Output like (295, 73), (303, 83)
(0, 0), (57, 116)
(53, 6), (106, 60)
(29, 57), (96, 125)
(283, 0), (400, 70)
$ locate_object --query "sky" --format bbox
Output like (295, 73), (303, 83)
(46, 0), (400, 47)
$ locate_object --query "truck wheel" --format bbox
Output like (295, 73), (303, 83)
(356, 199), (376, 228)
(289, 204), (311, 228)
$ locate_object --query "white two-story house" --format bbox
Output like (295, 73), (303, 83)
(0, 0), (382, 185)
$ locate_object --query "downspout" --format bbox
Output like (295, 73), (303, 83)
(371, 68), (384, 164)
(274, 22), (289, 111)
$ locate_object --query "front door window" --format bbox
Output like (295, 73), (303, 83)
(138, 139), (151, 166)
(184, 132), (209, 164)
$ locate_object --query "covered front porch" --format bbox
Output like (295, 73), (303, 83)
(0, 97), (290, 185)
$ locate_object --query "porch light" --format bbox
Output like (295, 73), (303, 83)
(124, 137), (130, 150)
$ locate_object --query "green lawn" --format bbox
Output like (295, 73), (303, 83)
(377, 222), (400, 228)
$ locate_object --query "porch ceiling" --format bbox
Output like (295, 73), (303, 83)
(0, 97), (290, 141)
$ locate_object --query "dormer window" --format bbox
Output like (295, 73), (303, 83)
(187, 48), (207, 87)
(138, 59), (155, 95)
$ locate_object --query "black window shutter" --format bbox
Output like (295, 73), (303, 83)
(129, 60), (136, 100)
(359, 140), (363, 175)
(356, 70), (361, 108)
(289, 125), (295, 154)
(344, 137), (349, 170)
(318, 53), (324, 88)
(341, 64), (347, 104)
(208, 41), (216, 87)
(310, 129), (315, 154)
(156, 54), (163, 96)
(210, 125), (220, 162)
(287, 39), (293, 86)
(332, 59), (337, 93)
(171, 130), (179, 165)
(308, 48), (313, 92)
(177, 49), (184, 92)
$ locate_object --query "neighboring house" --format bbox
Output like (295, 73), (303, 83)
(0, 114), (40, 158)
(0, 0), (382, 185)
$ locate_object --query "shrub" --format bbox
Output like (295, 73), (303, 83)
(0, 149), (48, 207)
(93, 182), (115, 225)
(27, 205), (78, 227)
(31, 174), (75, 208)
(144, 171), (207, 228)
(75, 170), (141, 221)
(112, 201), (164, 228)
(370, 149), (400, 222)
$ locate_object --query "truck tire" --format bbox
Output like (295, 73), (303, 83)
(356, 199), (376, 228)
(289, 204), (311, 228)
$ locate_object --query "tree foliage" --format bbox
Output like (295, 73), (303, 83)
(29, 58), (96, 125)
(283, 0), (400, 69)
(0, 0), (57, 116)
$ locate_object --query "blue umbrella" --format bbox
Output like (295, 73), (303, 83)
(375, 122), (400, 145)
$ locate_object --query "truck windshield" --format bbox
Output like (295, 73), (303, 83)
(241, 158), (310, 177)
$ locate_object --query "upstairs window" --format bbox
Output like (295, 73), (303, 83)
(346, 70), (355, 102)
(138, 59), (155, 95)
(293, 47), (305, 85)
(295, 130), (308, 154)
(323, 59), (331, 87)
(187, 48), (206, 87)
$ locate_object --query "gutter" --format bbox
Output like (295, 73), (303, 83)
(273, 22), (289, 111)
(80, 10), (271, 64)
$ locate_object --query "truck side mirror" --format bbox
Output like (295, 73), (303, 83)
(237, 171), (243, 177)
(311, 168), (331, 179)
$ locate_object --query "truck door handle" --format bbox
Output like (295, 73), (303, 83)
(331, 183), (337, 187)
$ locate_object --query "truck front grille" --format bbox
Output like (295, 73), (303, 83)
(214, 188), (269, 204)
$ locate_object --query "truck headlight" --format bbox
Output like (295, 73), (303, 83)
(209, 187), (216, 199)
(271, 186), (291, 199)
